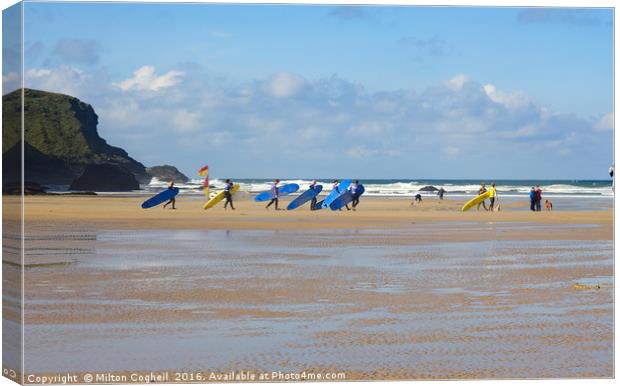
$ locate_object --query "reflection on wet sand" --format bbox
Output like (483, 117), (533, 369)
(12, 219), (613, 379)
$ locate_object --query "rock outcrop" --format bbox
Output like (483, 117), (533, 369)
(419, 185), (439, 192)
(146, 165), (189, 183)
(2, 88), (150, 187)
(69, 164), (140, 192)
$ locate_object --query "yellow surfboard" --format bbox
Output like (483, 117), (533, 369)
(203, 184), (240, 210)
(461, 191), (490, 212)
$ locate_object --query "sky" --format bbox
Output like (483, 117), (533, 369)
(2, 2), (614, 179)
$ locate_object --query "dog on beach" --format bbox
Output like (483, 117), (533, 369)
(545, 199), (553, 211)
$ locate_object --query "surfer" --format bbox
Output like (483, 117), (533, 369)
(309, 180), (319, 210)
(266, 179), (280, 210)
(224, 179), (235, 210)
(163, 181), (176, 209)
(349, 180), (361, 210)
(331, 180), (346, 211)
(488, 182), (497, 212)
(477, 183), (488, 211)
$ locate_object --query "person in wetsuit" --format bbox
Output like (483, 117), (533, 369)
(163, 181), (176, 209)
(224, 179), (235, 210)
(266, 179), (281, 210)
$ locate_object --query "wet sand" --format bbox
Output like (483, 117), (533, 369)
(2, 195), (613, 381)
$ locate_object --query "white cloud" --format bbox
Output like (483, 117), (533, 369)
(483, 83), (531, 109)
(3, 71), (21, 93)
(24, 65), (92, 97)
(443, 74), (470, 91)
(114, 66), (184, 92)
(22, 63), (610, 177)
(594, 112), (613, 131)
(266, 72), (305, 98)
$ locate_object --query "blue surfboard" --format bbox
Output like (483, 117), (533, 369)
(286, 185), (323, 210)
(330, 184), (365, 211)
(141, 187), (180, 209)
(321, 179), (351, 208)
(254, 183), (300, 202)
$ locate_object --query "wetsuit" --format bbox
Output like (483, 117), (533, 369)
(224, 182), (234, 210)
(349, 183), (360, 209)
(163, 185), (176, 209)
(477, 187), (487, 211)
(266, 183), (279, 210)
(310, 183), (318, 210)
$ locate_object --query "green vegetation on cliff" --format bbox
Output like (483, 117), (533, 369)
(2, 88), (149, 183)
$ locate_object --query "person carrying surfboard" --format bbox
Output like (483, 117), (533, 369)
(488, 182), (497, 212)
(224, 179), (235, 210)
(309, 180), (319, 211)
(266, 179), (281, 210)
(163, 181), (177, 209)
(349, 180), (361, 211)
(477, 183), (488, 211)
(331, 180), (348, 211)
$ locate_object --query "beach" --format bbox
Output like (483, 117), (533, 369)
(3, 194), (613, 380)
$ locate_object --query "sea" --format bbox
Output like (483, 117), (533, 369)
(140, 178), (614, 199)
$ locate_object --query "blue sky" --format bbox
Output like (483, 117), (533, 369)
(3, 2), (614, 179)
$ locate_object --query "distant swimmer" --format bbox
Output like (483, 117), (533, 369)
(437, 187), (446, 200)
(477, 183), (488, 211)
(266, 179), (281, 210)
(163, 181), (176, 209)
(224, 179), (235, 210)
(488, 182), (497, 212)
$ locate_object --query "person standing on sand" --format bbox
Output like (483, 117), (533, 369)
(529, 187), (536, 212)
(488, 182), (497, 212)
(266, 179), (280, 210)
(477, 183), (488, 211)
(223, 179), (235, 210)
(163, 181), (176, 209)
(437, 187), (446, 200)
(535, 185), (543, 212)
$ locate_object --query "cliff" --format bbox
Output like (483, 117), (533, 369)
(2, 88), (150, 186)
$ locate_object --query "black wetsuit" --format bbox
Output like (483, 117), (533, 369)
(224, 183), (234, 209)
